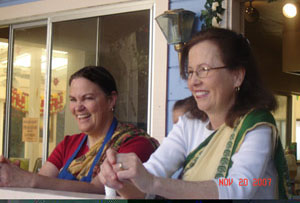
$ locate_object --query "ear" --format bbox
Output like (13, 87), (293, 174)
(108, 91), (118, 109)
(233, 67), (245, 88)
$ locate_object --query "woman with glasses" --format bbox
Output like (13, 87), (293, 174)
(99, 28), (288, 199)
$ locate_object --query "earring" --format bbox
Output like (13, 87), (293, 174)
(112, 107), (114, 112)
(235, 86), (240, 92)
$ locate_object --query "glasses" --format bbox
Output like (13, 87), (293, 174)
(186, 65), (227, 79)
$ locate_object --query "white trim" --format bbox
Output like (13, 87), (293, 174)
(50, 1), (153, 23)
(12, 20), (46, 29)
(0, 0), (153, 25)
(147, 6), (154, 135)
(225, 0), (244, 33)
(42, 17), (53, 164)
(150, 0), (168, 143)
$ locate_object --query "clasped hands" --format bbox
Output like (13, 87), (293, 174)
(99, 148), (155, 194)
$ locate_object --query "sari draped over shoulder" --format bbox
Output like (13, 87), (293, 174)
(67, 123), (159, 181)
(181, 109), (291, 199)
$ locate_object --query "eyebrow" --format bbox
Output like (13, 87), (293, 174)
(69, 93), (95, 98)
(188, 63), (209, 69)
(196, 63), (210, 68)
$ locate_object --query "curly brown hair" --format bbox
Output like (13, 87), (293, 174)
(180, 28), (277, 127)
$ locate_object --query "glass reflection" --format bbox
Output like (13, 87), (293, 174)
(10, 25), (46, 171)
(49, 17), (98, 155)
(99, 10), (150, 130)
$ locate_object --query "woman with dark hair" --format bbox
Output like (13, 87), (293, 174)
(99, 28), (289, 199)
(0, 66), (158, 194)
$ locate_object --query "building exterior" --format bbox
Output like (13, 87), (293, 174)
(0, 0), (300, 183)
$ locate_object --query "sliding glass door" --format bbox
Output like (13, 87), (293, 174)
(9, 22), (47, 171)
(1, 8), (151, 168)
(48, 10), (150, 156)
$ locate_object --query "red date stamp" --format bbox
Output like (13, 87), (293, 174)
(218, 178), (271, 186)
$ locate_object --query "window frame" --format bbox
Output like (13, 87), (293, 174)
(1, 0), (168, 161)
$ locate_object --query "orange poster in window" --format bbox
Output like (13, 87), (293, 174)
(22, 117), (39, 142)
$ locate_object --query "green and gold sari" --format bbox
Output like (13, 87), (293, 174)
(182, 109), (291, 199)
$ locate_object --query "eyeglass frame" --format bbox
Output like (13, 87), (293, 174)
(185, 65), (227, 79)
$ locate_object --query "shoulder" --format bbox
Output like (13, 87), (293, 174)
(179, 113), (207, 125)
(118, 136), (157, 152)
(58, 133), (86, 147)
(114, 124), (158, 162)
(177, 113), (208, 134)
(111, 123), (159, 149)
(118, 136), (157, 162)
(170, 114), (210, 149)
(63, 133), (85, 141)
(243, 109), (276, 126)
(237, 109), (276, 138)
(233, 110), (277, 155)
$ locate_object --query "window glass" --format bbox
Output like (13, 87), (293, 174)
(273, 94), (287, 148)
(49, 17), (98, 154)
(49, 10), (150, 156)
(0, 27), (9, 155)
(9, 25), (46, 171)
(99, 10), (150, 130)
(294, 96), (300, 159)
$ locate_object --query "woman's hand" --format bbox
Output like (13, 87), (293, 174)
(99, 148), (155, 194)
(0, 156), (33, 187)
(98, 148), (124, 190)
(0, 155), (21, 167)
(115, 152), (155, 194)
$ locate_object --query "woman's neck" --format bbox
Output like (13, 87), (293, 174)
(207, 99), (234, 130)
(207, 111), (227, 130)
(87, 114), (114, 147)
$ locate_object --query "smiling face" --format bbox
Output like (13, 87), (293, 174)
(187, 40), (244, 119)
(69, 77), (116, 137)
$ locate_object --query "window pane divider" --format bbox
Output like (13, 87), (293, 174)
(42, 18), (53, 164)
(3, 25), (13, 157)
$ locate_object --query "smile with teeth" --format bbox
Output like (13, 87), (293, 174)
(195, 91), (208, 97)
(77, 114), (90, 119)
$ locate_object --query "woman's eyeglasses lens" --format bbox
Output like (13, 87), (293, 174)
(187, 66), (209, 79)
(186, 65), (226, 79)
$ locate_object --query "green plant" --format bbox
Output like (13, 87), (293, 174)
(200, 0), (225, 29)
(200, 0), (277, 29)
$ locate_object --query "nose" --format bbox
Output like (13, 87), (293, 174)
(75, 101), (85, 111)
(189, 72), (202, 86)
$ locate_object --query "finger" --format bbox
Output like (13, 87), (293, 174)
(112, 162), (125, 173)
(101, 174), (124, 190)
(116, 168), (134, 181)
(115, 153), (139, 169)
(115, 153), (132, 168)
(106, 148), (117, 165)
(99, 162), (124, 190)
(115, 154), (142, 181)
(101, 158), (117, 181)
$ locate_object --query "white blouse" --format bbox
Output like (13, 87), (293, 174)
(144, 114), (277, 199)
